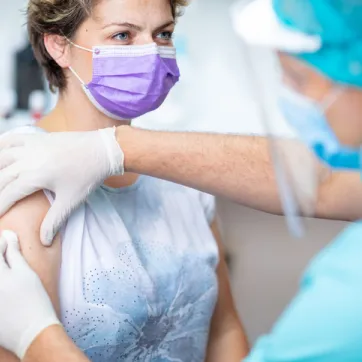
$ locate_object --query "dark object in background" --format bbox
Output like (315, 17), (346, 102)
(225, 252), (233, 272)
(3, 111), (14, 120)
(15, 42), (45, 110)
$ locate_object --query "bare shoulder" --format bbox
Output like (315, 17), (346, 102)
(0, 192), (61, 283)
(0, 191), (62, 361)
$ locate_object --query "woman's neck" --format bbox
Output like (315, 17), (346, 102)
(38, 86), (139, 189)
(38, 84), (124, 131)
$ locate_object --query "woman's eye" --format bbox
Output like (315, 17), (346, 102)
(156, 31), (173, 41)
(113, 32), (129, 41)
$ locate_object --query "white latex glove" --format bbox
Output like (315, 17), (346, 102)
(0, 127), (124, 246)
(0, 230), (61, 359)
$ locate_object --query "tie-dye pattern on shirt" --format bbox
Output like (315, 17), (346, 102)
(59, 177), (219, 362)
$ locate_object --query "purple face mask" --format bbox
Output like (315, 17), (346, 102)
(68, 42), (180, 121)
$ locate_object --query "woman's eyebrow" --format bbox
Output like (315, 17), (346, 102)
(101, 20), (175, 33)
(153, 20), (175, 33)
(102, 22), (143, 31)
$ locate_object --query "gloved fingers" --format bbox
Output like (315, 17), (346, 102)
(40, 188), (91, 246)
(0, 148), (22, 171)
(0, 178), (38, 217)
(40, 199), (70, 246)
(0, 235), (9, 272)
(2, 230), (28, 271)
(0, 133), (32, 149)
(0, 167), (19, 201)
(0, 176), (20, 216)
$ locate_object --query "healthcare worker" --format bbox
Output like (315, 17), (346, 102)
(1, 0), (362, 361)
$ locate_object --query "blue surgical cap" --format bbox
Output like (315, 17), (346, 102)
(273, 0), (362, 88)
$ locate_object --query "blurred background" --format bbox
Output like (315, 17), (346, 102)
(0, 0), (347, 345)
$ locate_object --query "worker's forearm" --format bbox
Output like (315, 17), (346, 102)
(24, 325), (90, 362)
(118, 126), (283, 215)
(118, 126), (362, 222)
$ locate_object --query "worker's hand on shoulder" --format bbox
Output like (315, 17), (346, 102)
(0, 230), (61, 359)
(0, 127), (124, 246)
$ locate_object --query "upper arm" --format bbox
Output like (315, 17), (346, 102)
(317, 172), (362, 221)
(0, 192), (61, 361)
(207, 220), (249, 360)
(210, 221), (245, 334)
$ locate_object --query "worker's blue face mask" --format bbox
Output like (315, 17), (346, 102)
(279, 85), (361, 171)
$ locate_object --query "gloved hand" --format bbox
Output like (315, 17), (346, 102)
(0, 230), (61, 359)
(0, 127), (124, 246)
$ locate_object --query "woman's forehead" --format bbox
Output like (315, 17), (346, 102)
(92, 0), (174, 25)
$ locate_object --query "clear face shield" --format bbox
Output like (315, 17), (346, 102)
(249, 58), (337, 237)
(230, 0), (362, 238)
(266, 79), (337, 238)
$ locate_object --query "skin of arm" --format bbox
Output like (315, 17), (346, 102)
(206, 221), (249, 362)
(118, 127), (362, 222)
(0, 192), (61, 362)
(23, 325), (90, 362)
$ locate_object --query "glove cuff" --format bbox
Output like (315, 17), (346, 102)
(17, 317), (62, 360)
(98, 127), (125, 176)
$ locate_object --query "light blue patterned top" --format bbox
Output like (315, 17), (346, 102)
(12, 125), (219, 362)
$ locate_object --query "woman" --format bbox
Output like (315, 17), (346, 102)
(0, 0), (248, 361)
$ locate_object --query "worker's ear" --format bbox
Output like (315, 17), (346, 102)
(43, 34), (71, 69)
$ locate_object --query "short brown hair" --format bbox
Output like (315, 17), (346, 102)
(27, 0), (187, 92)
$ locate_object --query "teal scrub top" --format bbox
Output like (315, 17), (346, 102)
(245, 221), (362, 362)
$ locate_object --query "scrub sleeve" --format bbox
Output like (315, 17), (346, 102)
(245, 222), (362, 362)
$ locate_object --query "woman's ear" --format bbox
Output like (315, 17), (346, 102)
(44, 34), (71, 68)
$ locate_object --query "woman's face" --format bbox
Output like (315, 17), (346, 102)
(279, 53), (362, 148)
(67, 0), (175, 84)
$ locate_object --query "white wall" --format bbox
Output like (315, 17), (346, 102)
(1, 0), (349, 345)
(0, 0), (27, 92)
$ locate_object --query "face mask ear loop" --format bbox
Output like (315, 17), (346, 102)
(65, 37), (93, 53)
(64, 37), (93, 87)
(321, 87), (345, 112)
(68, 66), (86, 86)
